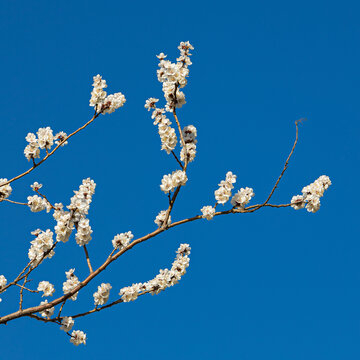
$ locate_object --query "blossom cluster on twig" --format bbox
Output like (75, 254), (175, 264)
(0, 41), (332, 347)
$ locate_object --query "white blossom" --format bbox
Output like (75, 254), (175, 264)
(60, 317), (74, 332)
(37, 281), (55, 297)
(75, 216), (92, 246)
(89, 74), (107, 110)
(27, 195), (48, 212)
(119, 244), (191, 301)
(155, 210), (171, 227)
(0, 179), (12, 200)
(156, 53), (167, 60)
(290, 195), (306, 210)
(68, 178), (96, 222)
(55, 131), (68, 146)
(70, 330), (86, 346)
(93, 283), (112, 306)
(39, 300), (55, 318)
(89, 74), (126, 114)
(144, 97), (159, 111)
(160, 170), (187, 193)
(28, 229), (55, 267)
(37, 127), (54, 149)
(62, 269), (80, 301)
(53, 208), (74, 243)
(201, 206), (215, 220)
(215, 171), (237, 204)
(102, 92), (126, 114)
(0, 275), (7, 289)
(112, 231), (133, 250)
(291, 175), (331, 213)
(180, 142), (197, 163)
(24, 132), (40, 161)
(30, 182), (42, 191)
(231, 187), (254, 208)
(155, 41), (193, 110)
(119, 283), (143, 302)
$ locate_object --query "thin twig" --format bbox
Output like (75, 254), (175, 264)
(19, 274), (29, 310)
(172, 109), (188, 169)
(0, 199), (28, 206)
(15, 283), (38, 293)
(83, 245), (93, 273)
(262, 121), (300, 207)
(57, 301), (66, 318)
(171, 150), (184, 169)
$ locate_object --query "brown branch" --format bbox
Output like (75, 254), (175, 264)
(19, 274), (29, 310)
(70, 292), (149, 320)
(172, 109), (188, 168)
(83, 245), (93, 273)
(0, 199), (28, 206)
(57, 301), (66, 318)
(171, 150), (184, 169)
(261, 120), (300, 207)
(15, 283), (38, 293)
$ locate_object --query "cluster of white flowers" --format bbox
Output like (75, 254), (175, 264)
(112, 231), (133, 250)
(69, 178), (95, 246)
(39, 300), (55, 319)
(28, 229), (55, 267)
(24, 128), (67, 161)
(0, 179), (12, 200)
(27, 195), (50, 212)
(181, 125), (197, 163)
(154, 210), (171, 227)
(75, 217), (93, 246)
(53, 178), (95, 245)
(215, 171), (237, 204)
(291, 175), (332, 213)
(68, 178), (96, 221)
(156, 42), (193, 111)
(145, 100), (178, 154)
(62, 269), (80, 301)
(201, 205), (215, 220)
(89, 74), (126, 114)
(70, 330), (87, 346)
(119, 244), (191, 302)
(160, 170), (187, 193)
(37, 281), (55, 297)
(93, 283), (112, 306)
(231, 187), (255, 208)
(53, 203), (74, 243)
(60, 316), (74, 332)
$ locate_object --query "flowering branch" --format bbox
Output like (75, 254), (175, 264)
(0, 42), (331, 348)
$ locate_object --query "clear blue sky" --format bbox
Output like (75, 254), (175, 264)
(0, 0), (359, 359)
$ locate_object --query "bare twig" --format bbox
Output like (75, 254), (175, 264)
(171, 150), (184, 169)
(262, 121), (300, 206)
(0, 199), (28, 206)
(83, 245), (93, 273)
(19, 274), (29, 310)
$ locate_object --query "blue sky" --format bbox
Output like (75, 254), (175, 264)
(0, 0), (359, 359)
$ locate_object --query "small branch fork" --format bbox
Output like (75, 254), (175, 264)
(0, 121), (299, 324)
